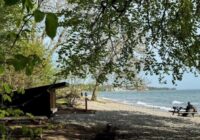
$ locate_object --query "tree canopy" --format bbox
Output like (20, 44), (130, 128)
(0, 1), (57, 122)
(55, 0), (200, 85)
(2, 0), (200, 87)
(0, 0), (56, 105)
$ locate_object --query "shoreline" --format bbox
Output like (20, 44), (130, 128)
(100, 97), (172, 112)
(88, 95), (172, 113)
(82, 97), (200, 124)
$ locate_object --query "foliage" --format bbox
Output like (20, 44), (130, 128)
(17, 41), (56, 87)
(56, 0), (200, 84)
(0, 124), (11, 140)
(8, 54), (41, 75)
(7, 0), (198, 99)
(0, 40), (56, 90)
(65, 91), (80, 107)
(0, 124), (43, 140)
(57, 86), (81, 107)
(2, 0), (200, 102)
(21, 126), (43, 139)
(0, 108), (23, 118)
(0, 0), (42, 77)
(0, 0), (58, 87)
(3, 0), (200, 85)
(34, 9), (45, 22)
(45, 13), (58, 39)
(0, 1), (55, 139)
(54, 0), (144, 100)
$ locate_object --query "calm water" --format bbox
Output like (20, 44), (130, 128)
(97, 90), (200, 112)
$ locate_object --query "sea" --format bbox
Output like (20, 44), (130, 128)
(95, 90), (200, 112)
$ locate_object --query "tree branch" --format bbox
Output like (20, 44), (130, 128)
(11, 14), (33, 48)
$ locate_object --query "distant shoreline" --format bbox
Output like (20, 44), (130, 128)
(147, 87), (176, 91)
(98, 87), (176, 92)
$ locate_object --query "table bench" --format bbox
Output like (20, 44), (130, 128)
(169, 110), (198, 117)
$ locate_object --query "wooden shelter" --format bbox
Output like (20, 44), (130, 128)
(1, 82), (68, 117)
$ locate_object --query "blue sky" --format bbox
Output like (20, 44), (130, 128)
(148, 73), (200, 90)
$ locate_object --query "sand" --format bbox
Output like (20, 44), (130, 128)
(52, 98), (200, 139)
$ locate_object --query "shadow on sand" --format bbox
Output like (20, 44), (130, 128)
(42, 110), (200, 139)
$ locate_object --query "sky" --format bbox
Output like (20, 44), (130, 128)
(148, 73), (200, 90)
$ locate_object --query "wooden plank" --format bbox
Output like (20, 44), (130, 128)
(0, 116), (48, 124)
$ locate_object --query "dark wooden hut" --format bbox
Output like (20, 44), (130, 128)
(1, 82), (68, 117)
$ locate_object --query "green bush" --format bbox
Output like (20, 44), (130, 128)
(65, 91), (80, 107)
(21, 126), (43, 139)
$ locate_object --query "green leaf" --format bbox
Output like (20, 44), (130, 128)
(2, 83), (12, 94)
(7, 54), (41, 75)
(17, 88), (25, 94)
(34, 10), (45, 22)
(21, 0), (33, 12)
(16, 18), (22, 27)
(22, 0), (25, 9)
(25, 55), (41, 75)
(3, 94), (12, 102)
(26, 113), (34, 119)
(0, 65), (4, 75)
(4, 0), (20, 6)
(25, 65), (34, 75)
(45, 13), (58, 39)
(26, 0), (33, 8)
(12, 60), (26, 71)
(25, 0), (33, 12)
(28, 54), (41, 65)
(8, 54), (27, 71)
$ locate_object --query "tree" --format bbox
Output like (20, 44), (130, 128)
(0, 0), (44, 77)
(0, 0), (38, 121)
(0, 0), (56, 89)
(56, 0), (200, 86)
(3, 0), (200, 99)
(0, 0), (56, 118)
(0, 1), (58, 138)
(0, 40), (56, 90)
(55, 0), (149, 100)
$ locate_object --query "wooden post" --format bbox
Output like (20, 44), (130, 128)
(49, 89), (56, 109)
(85, 92), (88, 111)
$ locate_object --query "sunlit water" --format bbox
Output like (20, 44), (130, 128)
(93, 90), (200, 112)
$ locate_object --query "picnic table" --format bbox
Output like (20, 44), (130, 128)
(169, 106), (198, 117)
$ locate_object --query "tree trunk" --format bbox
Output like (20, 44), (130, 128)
(91, 81), (99, 101)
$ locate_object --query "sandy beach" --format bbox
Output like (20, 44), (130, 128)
(52, 98), (200, 139)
